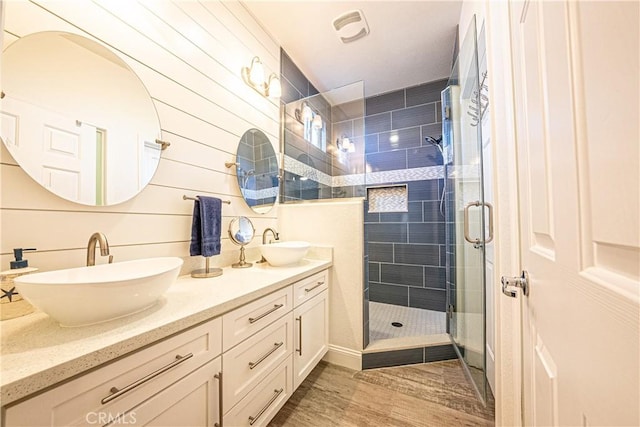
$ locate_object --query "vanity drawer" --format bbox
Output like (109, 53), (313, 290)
(223, 312), (293, 411)
(222, 286), (292, 351)
(223, 355), (293, 427)
(5, 317), (222, 427)
(293, 270), (328, 307)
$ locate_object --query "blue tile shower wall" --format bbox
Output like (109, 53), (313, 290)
(280, 49), (319, 103)
(280, 47), (447, 310)
(280, 48), (365, 202)
(365, 79), (449, 312)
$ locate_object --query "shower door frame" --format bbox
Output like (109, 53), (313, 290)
(443, 14), (491, 404)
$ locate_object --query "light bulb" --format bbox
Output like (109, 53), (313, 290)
(312, 114), (323, 129)
(249, 57), (265, 86)
(267, 74), (281, 98)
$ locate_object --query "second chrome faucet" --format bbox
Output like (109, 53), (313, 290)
(262, 228), (279, 245)
(258, 228), (280, 263)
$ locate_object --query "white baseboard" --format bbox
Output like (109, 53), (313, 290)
(322, 344), (362, 371)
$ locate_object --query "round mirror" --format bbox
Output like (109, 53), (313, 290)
(228, 216), (255, 268)
(235, 129), (279, 214)
(0, 32), (161, 206)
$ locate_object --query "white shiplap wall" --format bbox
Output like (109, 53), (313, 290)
(0, 0), (281, 273)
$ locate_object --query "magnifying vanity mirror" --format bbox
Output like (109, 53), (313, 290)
(228, 216), (255, 268)
(0, 31), (162, 206)
(234, 128), (279, 214)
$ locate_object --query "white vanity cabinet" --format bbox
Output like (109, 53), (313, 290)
(4, 317), (223, 427)
(292, 271), (329, 390)
(220, 269), (329, 426)
(3, 267), (330, 427)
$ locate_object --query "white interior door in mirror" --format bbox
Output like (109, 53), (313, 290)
(1, 31), (161, 206)
(2, 96), (97, 204)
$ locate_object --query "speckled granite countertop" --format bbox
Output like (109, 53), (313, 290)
(0, 253), (332, 406)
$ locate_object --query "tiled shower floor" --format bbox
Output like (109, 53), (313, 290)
(369, 302), (447, 341)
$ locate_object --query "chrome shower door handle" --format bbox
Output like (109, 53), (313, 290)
(464, 201), (481, 245)
(464, 200), (494, 245)
(484, 202), (494, 244)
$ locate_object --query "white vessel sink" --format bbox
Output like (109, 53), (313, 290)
(259, 241), (310, 267)
(14, 257), (183, 327)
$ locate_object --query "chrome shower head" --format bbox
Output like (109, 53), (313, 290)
(425, 136), (443, 153)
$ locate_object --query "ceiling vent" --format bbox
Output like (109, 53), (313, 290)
(332, 10), (369, 44)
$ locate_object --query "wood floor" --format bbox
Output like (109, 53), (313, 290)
(269, 360), (495, 427)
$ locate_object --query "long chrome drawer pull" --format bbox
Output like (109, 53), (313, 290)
(248, 388), (284, 425)
(101, 353), (193, 404)
(214, 372), (223, 427)
(248, 342), (284, 370)
(304, 281), (325, 293)
(296, 316), (302, 356)
(248, 304), (284, 324)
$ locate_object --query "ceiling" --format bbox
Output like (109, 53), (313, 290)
(242, 1), (462, 97)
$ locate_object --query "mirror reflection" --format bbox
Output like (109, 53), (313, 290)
(228, 216), (255, 268)
(230, 216), (255, 245)
(0, 31), (161, 206)
(235, 129), (279, 214)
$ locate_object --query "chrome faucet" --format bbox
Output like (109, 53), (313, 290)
(258, 228), (280, 263)
(262, 228), (280, 245)
(86, 232), (113, 266)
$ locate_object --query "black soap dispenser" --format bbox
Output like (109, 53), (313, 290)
(10, 248), (37, 269)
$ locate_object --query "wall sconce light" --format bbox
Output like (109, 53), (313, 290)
(295, 101), (323, 128)
(241, 56), (281, 98)
(312, 114), (323, 130)
(295, 102), (310, 123)
(298, 103), (313, 122)
(337, 135), (355, 153)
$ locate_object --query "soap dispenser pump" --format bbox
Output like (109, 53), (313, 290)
(10, 248), (36, 269)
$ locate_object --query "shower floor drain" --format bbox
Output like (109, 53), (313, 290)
(391, 322), (403, 327)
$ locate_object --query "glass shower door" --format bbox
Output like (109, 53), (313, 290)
(443, 15), (490, 402)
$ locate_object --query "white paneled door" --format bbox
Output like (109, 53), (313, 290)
(1, 96), (97, 204)
(508, 1), (639, 426)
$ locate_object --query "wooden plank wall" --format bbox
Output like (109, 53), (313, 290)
(0, 0), (281, 273)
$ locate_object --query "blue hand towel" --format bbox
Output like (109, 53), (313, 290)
(189, 196), (222, 257)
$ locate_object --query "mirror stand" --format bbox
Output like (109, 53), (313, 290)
(232, 247), (252, 269)
(191, 256), (223, 278)
(229, 216), (255, 269)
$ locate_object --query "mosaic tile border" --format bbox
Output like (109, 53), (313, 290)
(283, 155), (333, 187)
(447, 164), (480, 180)
(241, 187), (279, 200)
(364, 165), (445, 185)
(284, 155), (445, 190)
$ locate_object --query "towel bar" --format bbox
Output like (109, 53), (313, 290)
(183, 195), (231, 204)
(191, 256), (223, 279)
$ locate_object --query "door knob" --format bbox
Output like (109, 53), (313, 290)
(501, 271), (529, 297)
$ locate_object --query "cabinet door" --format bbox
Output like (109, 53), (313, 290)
(4, 318), (222, 427)
(293, 290), (328, 390)
(129, 356), (222, 427)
